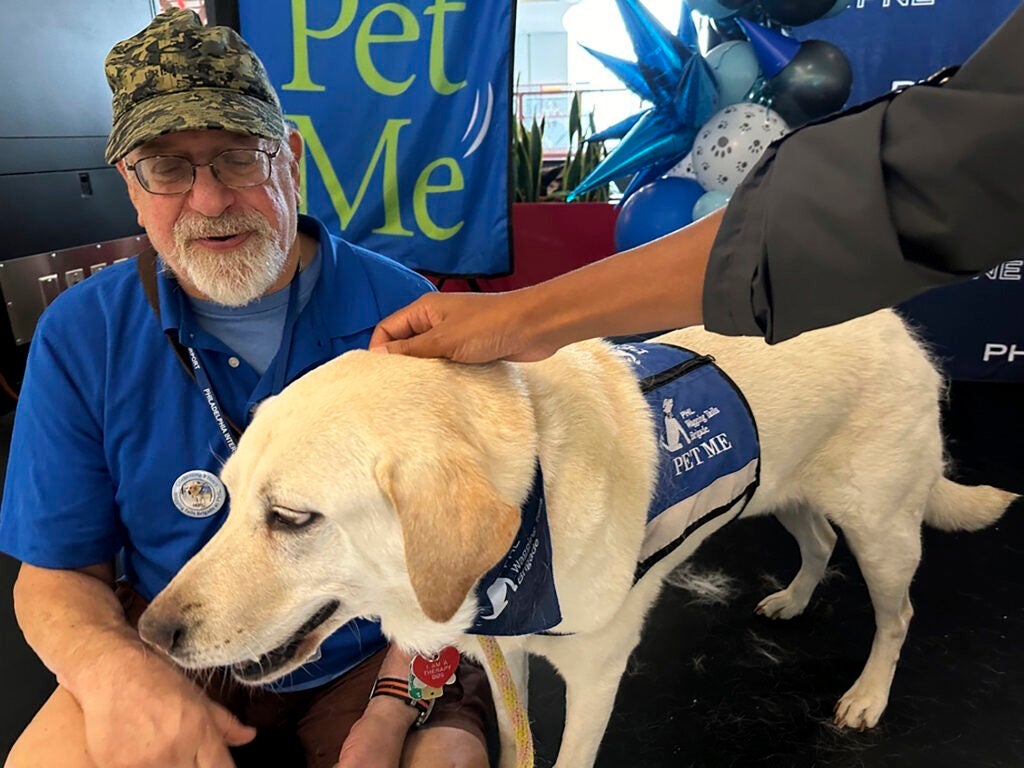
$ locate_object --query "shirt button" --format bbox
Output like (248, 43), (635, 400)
(228, 356), (240, 368)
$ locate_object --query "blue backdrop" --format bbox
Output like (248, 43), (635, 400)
(239, 0), (512, 277)
(801, 0), (1023, 382)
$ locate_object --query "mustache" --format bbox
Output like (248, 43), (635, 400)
(174, 211), (273, 242)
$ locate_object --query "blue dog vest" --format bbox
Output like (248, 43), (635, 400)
(468, 342), (761, 636)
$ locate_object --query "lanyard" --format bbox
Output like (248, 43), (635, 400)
(137, 248), (304, 455)
(187, 259), (303, 454)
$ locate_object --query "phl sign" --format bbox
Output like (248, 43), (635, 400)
(240, 0), (512, 277)
(900, 262), (1024, 383)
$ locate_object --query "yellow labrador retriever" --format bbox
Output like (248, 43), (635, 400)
(140, 310), (1016, 768)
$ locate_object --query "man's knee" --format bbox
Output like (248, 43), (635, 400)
(5, 687), (96, 768)
(402, 725), (490, 768)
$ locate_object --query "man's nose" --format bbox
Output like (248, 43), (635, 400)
(186, 165), (237, 218)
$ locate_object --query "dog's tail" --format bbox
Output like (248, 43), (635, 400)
(924, 477), (1019, 532)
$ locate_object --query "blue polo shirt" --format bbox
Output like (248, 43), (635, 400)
(0, 215), (433, 691)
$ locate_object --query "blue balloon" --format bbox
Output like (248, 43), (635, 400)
(737, 17), (800, 79)
(705, 40), (761, 106)
(614, 178), (706, 251)
(692, 190), (731, 220)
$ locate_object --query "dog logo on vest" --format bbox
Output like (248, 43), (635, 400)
(172, 470), (226, 518)
(660, 398), (690, 452)
(480, 577), (518, 620)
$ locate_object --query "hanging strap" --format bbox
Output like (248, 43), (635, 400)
(136, 248), (244, 441)
(478, 636), (534, 768)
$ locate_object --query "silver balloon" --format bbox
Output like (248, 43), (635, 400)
(705, 40), (761, 107)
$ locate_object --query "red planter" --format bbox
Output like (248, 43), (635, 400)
(434, 202), (619, 293)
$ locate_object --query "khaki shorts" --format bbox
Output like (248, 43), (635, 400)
(118, 584), (494, 768)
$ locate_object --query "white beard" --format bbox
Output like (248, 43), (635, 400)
(172, 211), (288, 307)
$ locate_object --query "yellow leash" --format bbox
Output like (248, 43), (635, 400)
(478, 636), (534, 768)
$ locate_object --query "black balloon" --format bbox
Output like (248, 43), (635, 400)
(768, 39), (852, 126)
(762, 0), (836, 26)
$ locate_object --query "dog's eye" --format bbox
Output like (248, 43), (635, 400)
(268, 507), (320, 531)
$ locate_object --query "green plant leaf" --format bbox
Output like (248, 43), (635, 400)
(510, 95), (612, 203)
(569, 92), (581, 145)
(530, 119), (543, 201)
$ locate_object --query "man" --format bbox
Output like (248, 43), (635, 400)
(1, 10), (492, 768)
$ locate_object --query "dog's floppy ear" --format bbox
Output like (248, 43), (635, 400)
(376, 454), (521, 624)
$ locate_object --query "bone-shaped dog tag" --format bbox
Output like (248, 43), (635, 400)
(408, 672), (445, 701)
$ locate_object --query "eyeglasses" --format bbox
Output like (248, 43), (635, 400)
(124, 147), (282, 195)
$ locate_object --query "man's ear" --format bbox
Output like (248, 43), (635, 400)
(116, 160), (145, 227)
(375, 454), (521, 624)
(287, 127), (303, 199)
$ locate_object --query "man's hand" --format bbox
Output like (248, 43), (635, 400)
(369, 291), (560, 363)
(336, 695), (418, 768)
(75, 644), (255, 768)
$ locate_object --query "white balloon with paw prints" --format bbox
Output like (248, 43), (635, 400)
(664, 151), (696, 181)
(692, 104), (789, 194)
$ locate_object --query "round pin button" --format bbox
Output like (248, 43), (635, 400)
(171, 470), (226, 518)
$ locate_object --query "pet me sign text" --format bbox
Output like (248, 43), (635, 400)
(240, 0), (512, 276)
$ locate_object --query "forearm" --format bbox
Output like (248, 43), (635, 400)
(520, 208), (722, 349)
(13, 562), (149, 698)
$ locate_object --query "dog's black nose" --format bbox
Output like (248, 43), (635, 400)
(138, 610), (188, 655)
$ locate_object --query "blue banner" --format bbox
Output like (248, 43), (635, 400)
(239, 1), (512, 277)
(801, 1), (1023, 382)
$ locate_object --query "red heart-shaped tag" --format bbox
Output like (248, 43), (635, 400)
(411, 646), (461, 688)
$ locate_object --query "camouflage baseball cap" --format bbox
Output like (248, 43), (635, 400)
(104, 8), (285, 164)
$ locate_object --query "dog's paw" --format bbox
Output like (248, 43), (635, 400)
(755, 588), (808, 620)
(833, 685), (887, 730)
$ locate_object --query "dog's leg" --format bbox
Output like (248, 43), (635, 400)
(832, 515), (921, 730)
(537, 582), (656, 768)
(757, 508), (837, 620)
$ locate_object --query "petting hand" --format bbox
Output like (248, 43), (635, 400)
(336, 695), (419, 768)
(369, 291), (561, 363)
(75, 644), (255, 768)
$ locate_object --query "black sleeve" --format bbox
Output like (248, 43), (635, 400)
(702, 6), (1024, 343)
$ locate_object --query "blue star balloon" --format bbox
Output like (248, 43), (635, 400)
(615, 0), (690, 104)
(678, 2), (701, 55)
(570, 0), (720, 201)
(579, 46), (656, 103)
(588, 110), (647, 143)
